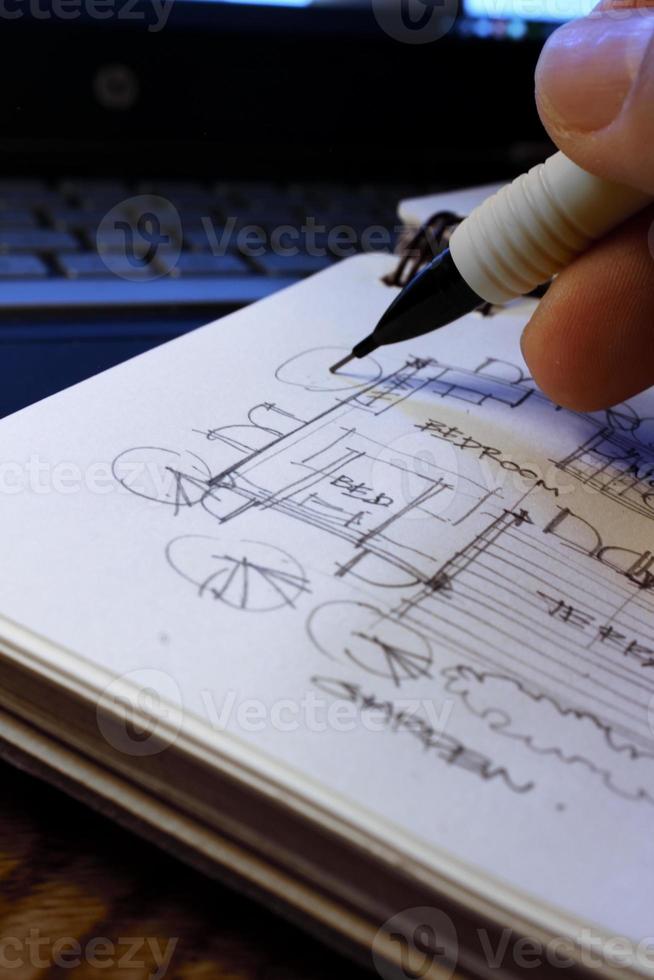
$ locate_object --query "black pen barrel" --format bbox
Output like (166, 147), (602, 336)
(353, 249), (484, 360)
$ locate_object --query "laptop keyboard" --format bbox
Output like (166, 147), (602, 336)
(0, 177), (432, 308)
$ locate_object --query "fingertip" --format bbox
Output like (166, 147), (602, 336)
(534, 6), (654, 195)
(520, 210), (654, 412)
(521, 302), (608, 412)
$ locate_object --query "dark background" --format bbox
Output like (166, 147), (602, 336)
(0, 3), (553, 415)
(0, 4), (549, 182)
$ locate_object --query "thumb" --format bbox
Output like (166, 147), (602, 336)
(536, 4), (654, 194)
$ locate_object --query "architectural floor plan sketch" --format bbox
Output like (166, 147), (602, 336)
(2, 249), (654, 943)
(112, 342), (654, 807)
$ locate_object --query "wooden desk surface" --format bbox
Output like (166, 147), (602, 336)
(0, 760), (371, 979)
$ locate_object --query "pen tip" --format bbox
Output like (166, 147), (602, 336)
(329, 353), (356, 375)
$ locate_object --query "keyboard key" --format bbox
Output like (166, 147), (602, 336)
(179, 214), (221, 234)
(234, 207), (301, 228)
(0, 275), (298, 308)
(57, 253), (159, 280)
(0, 254), (48, 278)
(57, 253), (115, 278)
(161, 252), (251, 277)
(0, 229), (79, 252)
(46, 208), (109, 231)
(159, 196), (215, 213)
(0, 176), (427, 305)
(0, 191), (63, 210)
(75, 192), (133, 210)
(88, 227), (181, 253)
(88, 229), (127, 251)
(0, 210), (37, 228)
(58, 178), (128, 197)
(112, 196), (184, 234)
(153, 202), (215, 219)
(184, 227), (249, 251)
(254, 253), (336, 277)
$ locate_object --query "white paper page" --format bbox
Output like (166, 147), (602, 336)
(0, 253), (653, 951)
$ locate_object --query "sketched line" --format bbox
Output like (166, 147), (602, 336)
(442, 665), (654, 805)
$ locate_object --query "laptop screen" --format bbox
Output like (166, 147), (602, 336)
(187, 0), (587, 40)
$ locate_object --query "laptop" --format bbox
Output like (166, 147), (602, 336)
(0, 0), (578, 416)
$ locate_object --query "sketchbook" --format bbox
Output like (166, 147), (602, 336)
(0, 183), (652, 980)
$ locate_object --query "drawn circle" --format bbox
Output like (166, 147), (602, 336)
(636, 418), (654, 449)
(112, 447), (211, 507)
(604, 402), (642, 434)
(603, 404), (654, 448)
(307, 601), (432, 686)
(167, 536), (309, 612)
(344, 553), (422, 590)
(371, 906), (458, 980)
(274, 347), (382, 392)
(96, 668), (183, 758)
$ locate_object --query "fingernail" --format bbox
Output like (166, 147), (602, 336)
(536, 14), (654, 133)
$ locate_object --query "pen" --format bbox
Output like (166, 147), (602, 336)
(330, 152), (651, 375)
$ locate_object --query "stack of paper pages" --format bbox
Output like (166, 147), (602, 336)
(0, 185), (651, 980)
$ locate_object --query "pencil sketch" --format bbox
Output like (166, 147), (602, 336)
(166, 536), (310, 611)
(307, 601), (433, 685)
(112, 345), (654, 803)
(274, 346), (383, 392)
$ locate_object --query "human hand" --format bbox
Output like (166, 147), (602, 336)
(521, 3), (654, 410)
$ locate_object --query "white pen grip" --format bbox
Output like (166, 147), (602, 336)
(449, 151), (651, 306)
